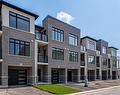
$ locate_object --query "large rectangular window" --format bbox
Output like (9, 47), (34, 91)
(102, 46), (107, 54)
(52, 47), (64, 60)
(52, 27), (64, 42)
(69, 34), (78, 46)
(69, 51), (78, 62)
(9, 12), (30, 32)
(113, 60), (117, 67)
(9, 38), (30, 56)
(88, 40), (95, 50)
(88, 55), (95, 64)
(103, 58), (107, 66)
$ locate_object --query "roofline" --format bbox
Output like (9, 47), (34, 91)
(81, 36), (97, 42)
(44, 15), (80, 31)
(1, 0), (39, 20)
(35, 25), (44, 30)
(109, 47), (119, 50)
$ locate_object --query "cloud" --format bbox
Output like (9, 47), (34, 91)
(57, 11), (74, 24)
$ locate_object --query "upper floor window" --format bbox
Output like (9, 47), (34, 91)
(52, 27), (64, 42)
(103, 58), (107, 66)
(9, 38), (30, 56)
(69, 34), (78, 46)
(88, 40), (95, 50)
(69, 51), (78, 62)
(113, 60), (117, 67)
(102, 46), (107, 54)
(112, 50), (116, 56)
(9, 12), (30, 32)
(52, 47), (64, 60)
(88, 55), (95, 64)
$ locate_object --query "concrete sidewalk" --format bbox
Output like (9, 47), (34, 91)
(67, 85), (120, 95)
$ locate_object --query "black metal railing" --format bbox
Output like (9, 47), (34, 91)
(0, 48), (2, 59)
(80, 61), (85, 66)
(96, 63), (100, 67)
(38, 54), (48, 63)
(35, 32), (48, 42)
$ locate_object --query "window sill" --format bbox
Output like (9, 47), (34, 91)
(7, 26), (34, 34)
(8, 54), (31, 58)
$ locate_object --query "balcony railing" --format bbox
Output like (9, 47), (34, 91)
(38, 54), (48, 63)
(35, 32), (48, 42)
(0, 48), (2, 59)
(81, 45), (86, 52)
(96, 63), (100, 67)
(80, 61), (85, 66)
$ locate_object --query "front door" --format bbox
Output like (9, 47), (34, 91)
(52, 69), (59, 84)
(68, 71), (72, 82)
(38, 69), (41, 82)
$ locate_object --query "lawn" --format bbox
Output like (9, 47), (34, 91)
(34, 84), (80, 95)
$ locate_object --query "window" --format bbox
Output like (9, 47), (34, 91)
(113, 60), (117, 67)
(88, 55), (95, 64)
(52, 47), (64, 60)
(88, 40), (95, 50)
(52, 27), (64, 42)
(102, 46), (107, 54)
(103, 58), (107, 66)
(112, 50), (116, 56)
(9, 38), (30, 56)
(69, 51), (78, 62)
(9, 12), (30, 32)
(69, 34), (78, 46)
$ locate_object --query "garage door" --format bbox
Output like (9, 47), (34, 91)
(8, 69), (27, 85)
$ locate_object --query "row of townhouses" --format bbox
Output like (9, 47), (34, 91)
(0, 1), (119, 87)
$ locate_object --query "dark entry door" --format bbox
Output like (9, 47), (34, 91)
(8, 70), (18, 85)
(8, 69), (27, 85)
(112, 71), (116, 80)
(68, 71), (72, 82)
(102, 71), (107, 80)
(52, 69), (59, 84)
(38, 69), (41, 82)
(88, 70), (95, 81)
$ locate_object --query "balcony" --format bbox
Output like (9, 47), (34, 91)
(35, 32), (48, 42)
(0, 48), (2, 59)
(81, 45), (86, 52)
(96, 63), (100, 67)
(38, 54), (48, 64)
(80, 61), (85, 66)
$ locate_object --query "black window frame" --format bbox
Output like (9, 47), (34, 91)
(69, 34), (78, 46)
(9, 38), (30, 56)
(69, 51), (78, 62)
(52, 27), (64, 42)
(88, 55), (95, 64)
(52, 47), (64, 60)
(9, 11), (30, 32)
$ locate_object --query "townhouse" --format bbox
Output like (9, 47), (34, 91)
(0, 1), (118, 87)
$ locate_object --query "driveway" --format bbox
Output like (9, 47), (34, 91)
(0, 86), (53, 95)
(68, 85), (120, 95)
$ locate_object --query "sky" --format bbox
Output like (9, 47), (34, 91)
(4, 0), (120, 54)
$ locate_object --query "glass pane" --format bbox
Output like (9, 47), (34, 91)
(15, 43), (20, 55)
(9, 42), (14, 54)
(9, 15), (16, 28)
(17, 18), (30, 32)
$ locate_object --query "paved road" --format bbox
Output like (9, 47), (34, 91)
(0, 86), (53, 95)
(68, 85), (120, 95)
